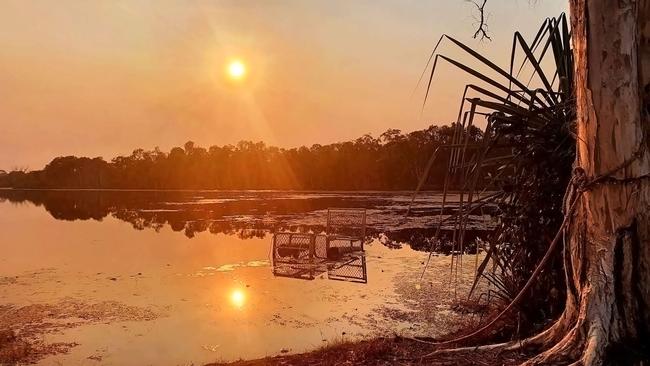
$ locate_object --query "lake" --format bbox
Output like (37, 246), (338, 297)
(0, 190), (492, 365)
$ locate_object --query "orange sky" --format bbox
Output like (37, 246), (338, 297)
(0, 0), (567, 170)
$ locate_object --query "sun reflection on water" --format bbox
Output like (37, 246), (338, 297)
(230, 289), (246, 308)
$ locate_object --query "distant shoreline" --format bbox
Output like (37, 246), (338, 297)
(0, 187), (479, 194)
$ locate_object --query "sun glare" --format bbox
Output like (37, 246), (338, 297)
(230, 289), (246, 308)
(227, 60), (246, 80)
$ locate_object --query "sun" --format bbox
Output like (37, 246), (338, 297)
(227, 60), (246, 80)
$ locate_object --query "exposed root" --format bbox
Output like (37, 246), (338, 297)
(416, 316), (574, 360)
(505, 301), (578, 352)
(579, 323), (607, 366)
(567, 361), (585, 366)
(409, 304), (584, 364)
(519, 321), (586, 366)
(422, 341), (511, 357)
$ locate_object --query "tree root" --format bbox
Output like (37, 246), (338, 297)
(421, 341), (512, 357)
(416, 316), (572, 358)
(508, 308), (576, 352)
(411, 305), (594, 365)
(519, 321), (585, 365)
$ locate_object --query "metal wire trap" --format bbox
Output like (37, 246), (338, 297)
(271, 208), (367, 283)
(326, 208), (366, 252)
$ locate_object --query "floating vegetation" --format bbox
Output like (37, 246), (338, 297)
(0, 299), (161, 364)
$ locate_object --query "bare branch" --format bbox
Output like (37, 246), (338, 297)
(467, 0), (491, 41)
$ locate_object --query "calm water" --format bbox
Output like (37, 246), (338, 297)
(0, 190), (490, 365)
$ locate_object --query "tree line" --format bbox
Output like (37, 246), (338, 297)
(0, 123), (484, 190)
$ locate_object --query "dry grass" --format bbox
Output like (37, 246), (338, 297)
(206, 334), (531, 366)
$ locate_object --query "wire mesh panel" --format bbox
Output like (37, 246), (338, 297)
(326, 208), (366, 253)
(326, 208), (367, 239)
(273, 261), (327, 280)
(272, 232), (314, 262)
(327, 254), (367, 283)
(314, 234), (328, 259)
(272, 232), (327, 280)
(327, 237), (364, 249)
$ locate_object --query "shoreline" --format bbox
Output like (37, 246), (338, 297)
(0, 187), (481, 194)
(206, 334), (529, 366)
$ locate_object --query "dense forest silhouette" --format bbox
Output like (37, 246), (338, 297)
(0, 124), (484, 190)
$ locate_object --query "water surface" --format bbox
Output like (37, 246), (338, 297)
(0, 190), (488, 365)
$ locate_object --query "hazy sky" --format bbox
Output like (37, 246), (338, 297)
(0, 0), (567, 170)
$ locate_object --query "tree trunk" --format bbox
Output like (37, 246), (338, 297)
(524, 1), (650, 364)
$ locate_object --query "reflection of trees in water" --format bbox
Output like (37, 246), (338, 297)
(0, 189), (491, 252)
(376, 228), (489, 253)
